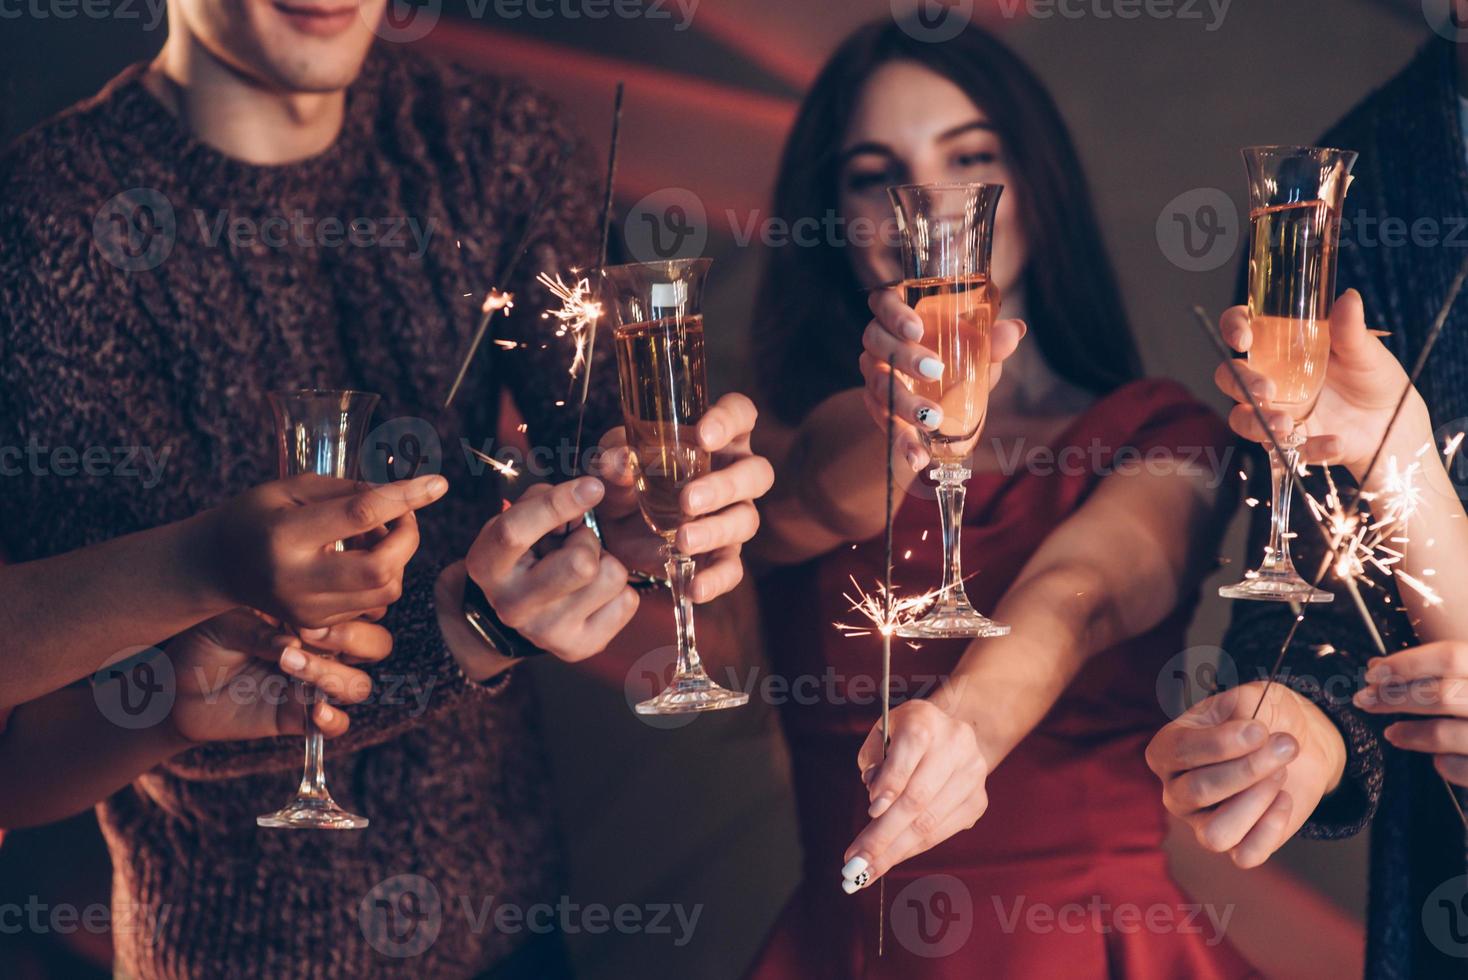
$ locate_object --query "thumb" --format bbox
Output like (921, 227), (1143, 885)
(1328, 289), (1373, 362)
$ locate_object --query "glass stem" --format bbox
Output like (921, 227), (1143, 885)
(296, 689), (331, 801)
(665, 546), (705, 679)
(1263, 441), (1301, 575)
(934, 463), (971, 604)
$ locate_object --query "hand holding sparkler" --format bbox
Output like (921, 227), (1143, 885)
(1356, 642), (1468, 788)
(588, 393), (774, 604)
(1145, 681), (1347, 869)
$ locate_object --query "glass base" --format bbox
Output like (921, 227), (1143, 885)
(635, 671), (749, 716)
(1219, 569), (1334, 604)
(256, 795), (369, 830)
(896, 595), (1010, 639)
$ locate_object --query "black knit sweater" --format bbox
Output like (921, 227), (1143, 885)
(0, 47), (619, 978)
(1223, 38), (1468, 980)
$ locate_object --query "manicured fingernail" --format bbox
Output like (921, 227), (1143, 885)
(917, 357), (944, 380)
(299, 627), (329, 642)
(574, 478), (603, 506)
(1384, 723), (1401, 742)
(686, 487), (710, 512)
(901, 319), (924, 342)
(868, 793), (894, 818)
(1364, 665), (1389, 684)
(842, 856), (869, 880)
(700, 420), (726, 445)
(1241, 722), (1265, 747)
(1354, 687), (1378, 707)
(318, 704), (335, 723)
(1269, 734), (1297, 760)
(841, 876), (864, 895)
(280, 648), (308, 673)
(915, 406), (942, 430)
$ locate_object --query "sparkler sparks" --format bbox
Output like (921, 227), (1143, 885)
(537, 271), (603, 383)
(835, 577), (939, 639)
(466, 446), (518, 480)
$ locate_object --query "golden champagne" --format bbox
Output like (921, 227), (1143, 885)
(1246, 200), (1338, 420)
(905, 274), (997, 464)
(613, 315), (710, 538)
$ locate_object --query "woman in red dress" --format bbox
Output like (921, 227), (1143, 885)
(749, 19), (1259, 979)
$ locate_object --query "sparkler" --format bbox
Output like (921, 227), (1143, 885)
(466, 446), (519, 481)
(536, 271), (603, 385)
(443, 142), (572, 408)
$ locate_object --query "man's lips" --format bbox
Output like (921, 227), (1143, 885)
(270, 0), (359, 34)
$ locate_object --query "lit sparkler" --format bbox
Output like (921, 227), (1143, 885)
(466, 446), (519, 481)
(537, 271), (602, 384)
(835, 577), (939, 639)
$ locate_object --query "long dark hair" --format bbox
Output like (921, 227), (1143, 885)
(753, 19), (1142, 425)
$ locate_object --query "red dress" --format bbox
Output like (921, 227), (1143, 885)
(751, 380), (1260, 980)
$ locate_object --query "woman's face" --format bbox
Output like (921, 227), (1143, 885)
(837, 60), (1027, 303)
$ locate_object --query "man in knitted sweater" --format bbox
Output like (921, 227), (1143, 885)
(1148, 15), (1468, 979)
(0, 2), (770, 977)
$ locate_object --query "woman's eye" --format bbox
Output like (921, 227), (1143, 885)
(845, 169), (897, 193)
(955, 151), (998, 168)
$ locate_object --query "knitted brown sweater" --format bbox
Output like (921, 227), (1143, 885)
(0, 47), (619, 978)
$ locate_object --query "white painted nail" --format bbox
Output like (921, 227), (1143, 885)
(917, 357), (944, 380)
(915, 406), (942, 430)
(841, 856), (869, 880)
(841, 870), (872, 894)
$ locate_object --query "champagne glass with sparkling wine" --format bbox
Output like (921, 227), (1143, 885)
(889, 182), (1010, 639)
(600, 259), (749, 715)
(257, 388), (379, 830)
(1219, 145), (1356, 603)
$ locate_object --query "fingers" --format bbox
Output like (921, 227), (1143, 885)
(1364, 642), (1468, 683)
(860, 352), (942, 434)
(266, 641), (375, 705)
(1436, 754), (1468, 787)
(861, 387), (929, 472)
(308, 514), (420, 592)
(1162, 733), (1297, 815)
(1190, 768), (1289, 854)
(697, 393), (759, 453)
(466, 477), (605, 586)
(681, 458), (775, 521)
(1213, 359), (1275, 406)
(1230, 789), (1294, 868)
(1226, 404), (1297, 447)
(1145, 713), (1265, 779)
(1327, 289), (1372, 360)
(1385, 719), (1468, 756)
(688, 547), (745, 603)
(494, 527), (606, 621)
(868, 288), (928, 344)
(844, 769), (982, 892)
(1219, 306), (1251, 353)
(1355, 676), (1468, 716)
(678, 500), (759, 555)
(295, 620), (394, 664)
(296, 475), (448, 543)
(861, 318), (943, 387)
(278, 700), (351, 738)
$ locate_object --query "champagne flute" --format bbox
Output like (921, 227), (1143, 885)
(887, 182), (1010, 640)
(599, 259), (749, 715)
(1219, 146), (1356, 604)
(257, 388), (379, 830)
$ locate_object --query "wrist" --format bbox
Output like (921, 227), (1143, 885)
(435, 562), (517, 683)
(168, 512), (237, 618)
(1298, 694), (1348, 795)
